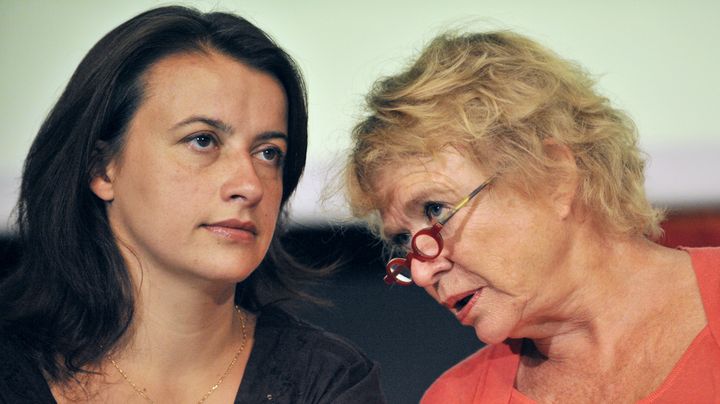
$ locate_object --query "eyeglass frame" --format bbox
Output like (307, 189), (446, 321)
(383, 176), (495, 286)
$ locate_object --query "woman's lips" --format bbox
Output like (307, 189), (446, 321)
(203, 220), (256, 242)
(454, 293), (474, 311)
(455, 289), (482, 323)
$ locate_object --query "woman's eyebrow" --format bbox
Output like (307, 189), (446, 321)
(401, 186), (452, 214)
(380, 187), (442, 239)
(171, 115), (234, 133)
(402, 191), (432, 214)
(254, 131), (288, 143)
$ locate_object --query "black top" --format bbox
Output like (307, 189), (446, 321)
(0, 306), (386, 403)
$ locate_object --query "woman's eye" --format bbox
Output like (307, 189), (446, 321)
(390, 233), (411, 253)
(187, 134), (217, 151)
(254, 146), (285, 165)
(423, 202), (445, 221)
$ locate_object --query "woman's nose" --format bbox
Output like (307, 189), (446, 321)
(411, 254), (451, 287)
(219, 156), (264, 205)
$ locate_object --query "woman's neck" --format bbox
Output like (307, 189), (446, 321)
(517, 233), (701, 364)
(51, 295), (255, 404)
(514, 238), (706, 403)
(119, 258), (251, 375)
(50, 259), (258, 404)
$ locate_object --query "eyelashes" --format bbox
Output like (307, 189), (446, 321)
(252, 145), (285, 167)
(387, 233), (412, 258)
(391, 232), (411, 248)
(423, 201), (447, 221)
(186, 133), (219, 152)
(182, 132), (286, 167)
(387, 201), (447, 246)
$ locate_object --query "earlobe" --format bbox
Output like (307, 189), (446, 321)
(90, 162), (116, 202)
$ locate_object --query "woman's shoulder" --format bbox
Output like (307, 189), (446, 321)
(685, 246), (720, 267)
(683, 247), (720, 336)
(255, 305), (372, 361)
(238, 305), (386, 403)
(422, 345), (495, 399)
(422, 340), (522, 403)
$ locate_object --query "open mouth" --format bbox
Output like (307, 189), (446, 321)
(446, 288), (483, 322)
(454, 293), (475, 311)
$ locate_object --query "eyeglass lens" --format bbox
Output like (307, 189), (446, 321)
(387, 259), (412, 284)
(413, 232), (441, 258)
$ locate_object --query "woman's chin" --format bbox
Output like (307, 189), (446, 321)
(475, 331), (506, 345)
(472, 321), (513, 345)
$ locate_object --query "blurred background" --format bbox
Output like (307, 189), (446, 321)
(1, 1), (719, 402)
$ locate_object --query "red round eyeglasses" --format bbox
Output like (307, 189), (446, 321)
(384, 177), (494, 286)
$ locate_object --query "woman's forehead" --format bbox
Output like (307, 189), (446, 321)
(370, 159), (437, 209)
(371, 151), (483, 213)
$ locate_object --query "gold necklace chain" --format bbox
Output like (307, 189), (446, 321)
(110, 305), (247, 404)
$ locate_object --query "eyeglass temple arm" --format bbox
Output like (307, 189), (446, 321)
(438, 177), (494, 226)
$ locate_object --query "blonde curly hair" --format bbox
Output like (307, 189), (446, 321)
(346, 30), (663, 239)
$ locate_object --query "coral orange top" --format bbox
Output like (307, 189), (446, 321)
(422, 247), (720, 403)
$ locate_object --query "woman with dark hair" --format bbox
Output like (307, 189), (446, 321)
(0, 6), (385, 403)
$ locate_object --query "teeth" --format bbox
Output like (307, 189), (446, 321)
(454, 293), (474, 311)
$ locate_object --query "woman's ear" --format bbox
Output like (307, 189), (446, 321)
(89, 141), (117, 202)
(543, 140), (579, 219)
(90, 165), (116, 202)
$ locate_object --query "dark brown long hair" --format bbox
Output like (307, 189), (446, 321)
(1, 5), (309, 382)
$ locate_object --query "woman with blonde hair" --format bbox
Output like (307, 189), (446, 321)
(346, 30), (719, 402)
